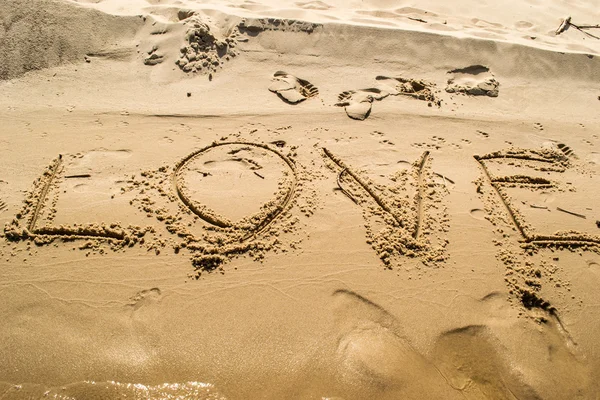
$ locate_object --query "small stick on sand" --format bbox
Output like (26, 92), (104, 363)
(530, 204), (548, 209)
(65, 174), (91, 179)
(434, 172), (455, 184)
(408, 17), (427, 23)
(556, 16), (571, 35)
(337, 169), (358, 204)
(253, 171), (265, 179)
(556, 207), (586, 219)
(572, 23), (600, 39)
(555, 16), (600, 39)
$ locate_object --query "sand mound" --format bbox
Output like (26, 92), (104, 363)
(174, 15), (240, 75)
(0, 0), (143, 80)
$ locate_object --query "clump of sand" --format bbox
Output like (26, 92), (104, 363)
(445, 65), (500, 97)
(175, 16), (240, 75)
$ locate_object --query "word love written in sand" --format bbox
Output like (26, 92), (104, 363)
(4, 142), (599, 275)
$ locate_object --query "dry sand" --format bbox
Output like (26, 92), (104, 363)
(1, 0), (600, 398)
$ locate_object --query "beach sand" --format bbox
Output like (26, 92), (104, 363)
(1, 0), (600, 398)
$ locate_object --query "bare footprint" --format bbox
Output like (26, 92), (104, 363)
(433, 325), (540, 399)
(268, 71), (319, 104)
(127, 288), (162, 311)
(329, 289), (456, 398)
(335, 88), (389, 120)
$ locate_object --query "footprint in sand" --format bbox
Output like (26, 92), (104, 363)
(376, 75), (440, 106)
(556, 143), (576, 158)
(335, 75), (439, 120)
(335, 88), (389, 120)
(268, 71), (319, 104)
(127, 288), (162, 311)
(433, 325), (540, 399)
(445, 65), (499, 97)
(540, 140), (577, 159)
(434, 288), (591, 399)
(330, 289), (454, 398)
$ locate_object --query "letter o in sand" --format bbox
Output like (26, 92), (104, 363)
(173, 142), (297, 238)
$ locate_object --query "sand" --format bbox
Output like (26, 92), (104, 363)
(1, 0), (600, 398)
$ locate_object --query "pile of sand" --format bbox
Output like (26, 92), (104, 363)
(0, 0), (142, 80)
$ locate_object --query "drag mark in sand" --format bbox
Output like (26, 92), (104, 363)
(414, 150), (430, 240)
(323, 147), (404, 228)
(335, 168), (358, 204)
(28, 155), (62, 232)
(4, 155), (143, 246)
(324, 148), (432, 239)
(122, 135), (314, 277)
(173, 141), (298, 238)
(475, 148), (600, 247)
(475, 153), (527, 239)
(323, 147), (449, 268)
